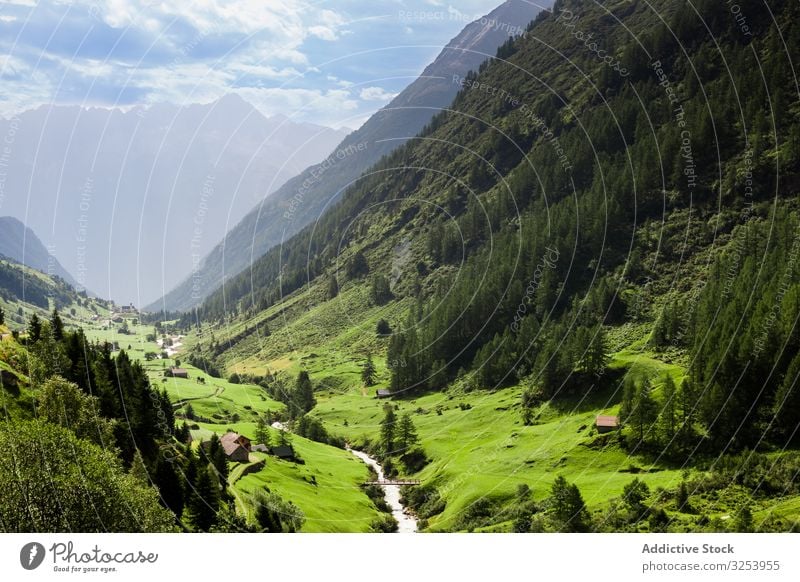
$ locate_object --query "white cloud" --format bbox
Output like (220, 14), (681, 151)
(308, 25), (338, 41)
(309, 9), (348, 41)
(237, 86), (360, 128)
(359, 86), (397, 102)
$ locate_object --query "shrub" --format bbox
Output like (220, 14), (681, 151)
(370, 514), (399, 533)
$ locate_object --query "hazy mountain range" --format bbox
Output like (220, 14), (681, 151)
(0, 97), (349, 305)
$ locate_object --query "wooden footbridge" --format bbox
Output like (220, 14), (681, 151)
(364, 479), (421, 486)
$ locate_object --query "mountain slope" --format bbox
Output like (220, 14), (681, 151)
(182, 0), (800, 532)
(150, 0), (551, 313)
(0, 217), (77, 287)
(0, 96), (349, 306)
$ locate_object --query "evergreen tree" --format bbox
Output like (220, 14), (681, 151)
(175, 422), (190, 443)
(346, 251), (369, 279)
(620, 376), (637, 422)
(376, 319), (392, 336)
(629, 378), (659, 447)
(676, 379), (699, 451)
(380, 404), (397, 454)
(658, 374), (677, 447)
(28, 313), (42, 343)
(734, 504), (754, 533)
(370, 275), (393, 305)
(361, 354), (377, 387)
(292, 371), (316, 417)
(396, 413), (419, 453)
(327, 274), (339, 300)
(0, 306), (4, 325)
(277, 427), (293, 449)
(188, 464), (220, 532)
(154, 456), (184, 518)
(622, 478), (650, 522)
(255, 417), (271, 447)
(550, 476), (588, 532)
(205, 434), (229, 483)
(50, 308), (65, 341)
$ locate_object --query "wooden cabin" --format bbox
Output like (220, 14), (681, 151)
(595, 415), (620, 433)
(220, 432), (252, 462)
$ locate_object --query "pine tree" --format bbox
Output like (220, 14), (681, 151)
(773, 352), (800, 441)
(278, 428), (293, 449)
(620, 376), (637, 422)
(361, 354), (377, 387)
(346, 251), (369, 279)
(211, 443), (229, 485)
(188, 464), (220, 532)
(550, 476), (588, 532)
(28, 313), (42, 343)
(370, 275), (392, 305)
(292, 371), (316, 417)
(658, 374), (677, 447)
(629, 379), (659, 447)
(676, 379), (698, 451)
(380, 404), (397, 454)
(49, 308), (65, 341)
(376, 319), (392, 336)
(327, 274), (339, 300)
(734, 504), (754, 533)
(396, 413), (419, 453)
(255, 417), (271, 447)
(0, 306), (5, 326)
(154, 456), (184, 518)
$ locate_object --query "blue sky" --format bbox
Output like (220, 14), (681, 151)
(0, 0), (514, 129)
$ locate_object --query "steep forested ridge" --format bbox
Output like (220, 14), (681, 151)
(198, 0), (798, 410)
(178, 0), (800, 531)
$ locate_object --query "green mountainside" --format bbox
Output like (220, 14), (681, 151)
(175, 0), (800, 532)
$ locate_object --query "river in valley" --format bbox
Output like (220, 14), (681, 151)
(349, 448), (417, 533)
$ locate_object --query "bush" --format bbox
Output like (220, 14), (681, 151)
(400, 448), (428, 473)
(0, 420), (175, 532)
(402, 484), (446, 519)
(454, 497), (497, 531)
(370, 514), (399, 533)
(362, 484), (391, 513)
(376, 319), (392, 336)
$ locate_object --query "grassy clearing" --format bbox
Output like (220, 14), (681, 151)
(195, 422), (381, 532)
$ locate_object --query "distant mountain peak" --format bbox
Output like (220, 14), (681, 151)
(0, 216), (78, 288)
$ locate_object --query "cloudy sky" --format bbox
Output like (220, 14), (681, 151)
(0, 0), (511, 129)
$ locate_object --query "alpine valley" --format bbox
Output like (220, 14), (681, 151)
(1, 0), (800, 535)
